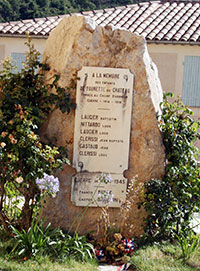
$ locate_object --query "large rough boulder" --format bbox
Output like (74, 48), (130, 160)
(40, 15), (165, 237)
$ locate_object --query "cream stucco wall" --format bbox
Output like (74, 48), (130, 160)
(0, 36), (46, 60)
(148, 43), (200, 100)
(148, 43), (200, 150)
(148, 43), (200, 120)
(0, 36), (200, 116)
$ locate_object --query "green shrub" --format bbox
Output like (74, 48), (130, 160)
(64, 233), (95, 261)
(176, 230), (200, 260)
(140, 93), (200, 242)
(10, 220), (62, 258)
(0, 37), (75, 232)
(9, 221), (94, 261)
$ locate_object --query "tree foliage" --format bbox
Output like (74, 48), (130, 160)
(140, 93), (200, 242)
(0, 37), (75, 232)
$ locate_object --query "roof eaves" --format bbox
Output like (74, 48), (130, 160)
(0, 1), (200, 44)
(147, 38), (200, 45)
(0, 33), (48, 39)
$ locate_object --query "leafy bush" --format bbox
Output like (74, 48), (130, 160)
(94, 178), (141, 264)
(176, 230), (200, 260)
(10, 220), (62, 258)
(140, 93), (200, 242)
(9, 221), (94, 261)
(0, 37), (75, 232)
(64, 233), (94, 261)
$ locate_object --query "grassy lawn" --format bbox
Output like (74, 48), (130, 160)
(0, 257), (98, 271)
(131, 242), (200, 271)
(0, 237), (98, 271)
(0, 227), (98, 271)
(0, 242), (200, 271)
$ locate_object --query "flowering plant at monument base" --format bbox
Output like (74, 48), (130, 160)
(94, 232), (135, 265)
(36, 173), (60, 198)
(91, 177), (139, 267)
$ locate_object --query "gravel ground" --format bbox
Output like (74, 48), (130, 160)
(98, 264), (120, 271)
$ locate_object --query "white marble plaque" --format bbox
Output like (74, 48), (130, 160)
(71, 173), (127, 207)
(73, 66), (134, 174)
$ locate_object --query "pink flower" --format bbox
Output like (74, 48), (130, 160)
(8, 120), (13, 125)
(9, 134), (17, 144)
(13, 169), (21, 177)
(1, 132), (8, 137)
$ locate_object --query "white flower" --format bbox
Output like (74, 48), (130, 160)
(0, 142), (6, 148)
(98, 190), (114, 204)
(16, 176), (23, 184)
(36, 173), (60, 197)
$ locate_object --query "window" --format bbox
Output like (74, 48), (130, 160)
(182, 56), (200, 107)
(11, 52), (26, 72)
(0, 45), (5, 70)
(11, 52), (42, 73)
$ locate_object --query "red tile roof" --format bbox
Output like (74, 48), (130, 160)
(0, 0), (200, 44)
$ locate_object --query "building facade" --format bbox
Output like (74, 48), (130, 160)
(0, 0), (199, 116)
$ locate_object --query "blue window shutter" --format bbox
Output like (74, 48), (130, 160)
(11, 52), (26, 73)
(11, 53), (42, 73)
(182, 56), (200, 107)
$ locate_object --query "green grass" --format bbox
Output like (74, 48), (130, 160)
(0, 237), (98, 271)
(131, 242), (200, 271)
(1, 237), (200, 271)
(0, 256), (98, 271)
(0, 232), (98, 271)
(0, 226), (98, 271)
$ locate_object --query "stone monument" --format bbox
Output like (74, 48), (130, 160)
(40, 15), (165, 237)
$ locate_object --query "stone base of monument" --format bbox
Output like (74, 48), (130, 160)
(40, 14), (165, 238)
